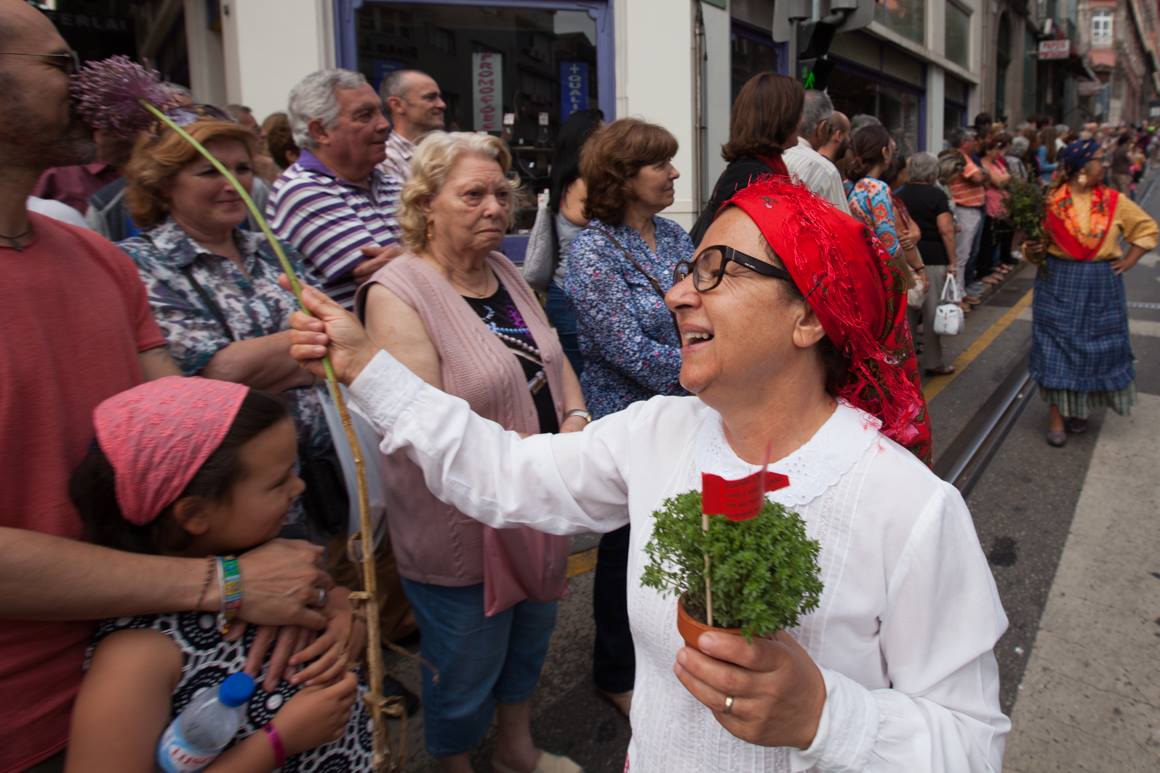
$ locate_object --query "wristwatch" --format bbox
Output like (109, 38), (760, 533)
(565, 409), (592, 424)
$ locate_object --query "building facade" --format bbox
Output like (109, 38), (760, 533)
(1077, 0), (1160, 125)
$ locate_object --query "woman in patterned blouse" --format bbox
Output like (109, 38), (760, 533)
(846, 124), (924, 291)
(118, 119), (340, 537)
(563, 118), (694, 717)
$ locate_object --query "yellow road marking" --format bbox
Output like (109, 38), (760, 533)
(923, 289), (1034, 402)
(567, 547), (598, 578)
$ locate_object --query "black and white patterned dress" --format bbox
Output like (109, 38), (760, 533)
(93, 611), (373, 771)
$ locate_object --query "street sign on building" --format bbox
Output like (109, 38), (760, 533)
(1038, 39), (1071, 60)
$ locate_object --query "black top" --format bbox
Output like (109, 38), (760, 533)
(464, 284), (559, 434)
(894, 183), (951, 266)
(690, 157), (778, 246)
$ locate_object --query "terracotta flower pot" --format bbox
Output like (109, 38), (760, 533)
(676, 593), (741, 649)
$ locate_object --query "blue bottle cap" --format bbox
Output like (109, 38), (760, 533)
(218, 673), (255, 708)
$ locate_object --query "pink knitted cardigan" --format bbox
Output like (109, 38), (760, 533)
(358, 251), (571, 593)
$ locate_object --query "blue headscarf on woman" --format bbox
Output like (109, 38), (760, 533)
(1058, 139), (1100, 176)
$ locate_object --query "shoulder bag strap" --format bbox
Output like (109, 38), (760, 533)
(593, 227), (681, 341)
(180, 263), (237, 342)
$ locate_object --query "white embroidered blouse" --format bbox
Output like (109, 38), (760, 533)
(350, 351), (1010, 772)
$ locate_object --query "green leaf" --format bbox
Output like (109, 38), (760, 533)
(640, 491), (824, 642)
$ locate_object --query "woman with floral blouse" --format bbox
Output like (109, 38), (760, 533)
(118, 119), (334, 531)
(563, 117), (694, 717)
(847, 124), (924, 292)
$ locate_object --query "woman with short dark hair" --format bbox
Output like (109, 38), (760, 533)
(563, 116), (693, 716)
(690, 73), (803, 244)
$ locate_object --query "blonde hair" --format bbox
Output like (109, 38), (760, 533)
(399, 131), (519, 251)
(124, 120), (256, 228)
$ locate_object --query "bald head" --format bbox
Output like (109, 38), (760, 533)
(0, 0), (93, 172)
(381, 69), (445, 140)
(817, 111), (851, 163)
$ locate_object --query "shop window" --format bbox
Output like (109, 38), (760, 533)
(355, 2), (603, 231)
(875, 0), (924, 46)
(828, 65), (922, 155)
(731, 22), (783, 100)
(944, 72), (967, 143)
(945, 2), (970, 70)
(1091, 10), (1113, 48)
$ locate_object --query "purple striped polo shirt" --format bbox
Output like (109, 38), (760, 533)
(267, 149), (402, 309)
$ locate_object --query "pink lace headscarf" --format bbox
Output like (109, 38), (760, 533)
(93, 376), (250, 525)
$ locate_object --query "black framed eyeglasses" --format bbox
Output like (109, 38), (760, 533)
(0, 50), (80, 75)
(673, 244), (794, 293)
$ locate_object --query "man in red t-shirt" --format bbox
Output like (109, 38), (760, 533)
(0, 4), (335, 771)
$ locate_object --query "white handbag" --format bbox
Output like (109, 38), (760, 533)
(933, 275), (964, 336)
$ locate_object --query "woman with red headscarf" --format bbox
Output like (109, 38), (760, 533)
(287, 178), (1007, 772)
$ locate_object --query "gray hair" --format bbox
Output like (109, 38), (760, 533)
(288, 68), (368, 150)
(380, 69), (427, 101)
(850, 114), (882, 135)
(906, 152), (939, 184)
(1009, 135), (1029, 156)
(800, 91), (834, 139)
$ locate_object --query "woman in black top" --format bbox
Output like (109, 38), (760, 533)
(689, 73), (801, 245)
(896, 152), (960, 375)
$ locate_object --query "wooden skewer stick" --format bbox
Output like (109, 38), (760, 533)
(702, 512), (713, 628)
(142, 102), (396, 772)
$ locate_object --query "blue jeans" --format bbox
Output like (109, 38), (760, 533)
(545, 281), (583, 377)
(400, 579), (558, 757)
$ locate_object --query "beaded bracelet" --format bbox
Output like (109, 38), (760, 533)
(217, 555), (243, 634)
(263, 722), (287, 767)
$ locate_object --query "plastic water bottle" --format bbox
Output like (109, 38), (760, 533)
(156, 672), (255, 772)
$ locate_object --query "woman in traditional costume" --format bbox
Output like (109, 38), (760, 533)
(287, 178), (1007, 772)
(1033, 138), (1158, 446)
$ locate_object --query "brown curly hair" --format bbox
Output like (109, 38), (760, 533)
(580, 118), (678, 224)
(124, 120), (257, 229)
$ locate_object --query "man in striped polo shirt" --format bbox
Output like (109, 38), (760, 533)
(947, 128), (990, 304)
(269, 68), (403, 310)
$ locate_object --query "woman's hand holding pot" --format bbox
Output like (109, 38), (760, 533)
(281, 280), (378, 385)
(673, 630), (826, 751)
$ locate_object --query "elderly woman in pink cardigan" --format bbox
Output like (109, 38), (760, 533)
(356, 132), (586, 773)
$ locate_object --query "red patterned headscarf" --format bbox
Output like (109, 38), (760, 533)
(727, 177), (932, 464)
(94, 376), (250, 525)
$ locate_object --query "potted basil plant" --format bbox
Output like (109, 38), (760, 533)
(641, 490), (824, 645)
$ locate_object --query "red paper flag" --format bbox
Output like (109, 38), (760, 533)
(701, 469), (790, 521)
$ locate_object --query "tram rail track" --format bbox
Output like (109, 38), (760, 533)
(932, 352), (1036, 498)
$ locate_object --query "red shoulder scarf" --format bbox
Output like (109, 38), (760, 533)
(1044, 183), (1120, 261)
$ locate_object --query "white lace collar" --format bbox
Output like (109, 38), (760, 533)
(693, 400), (881, 507)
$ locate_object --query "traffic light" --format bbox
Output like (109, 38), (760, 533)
(797, 18), (837, 91)
(772, 0), (875, 90)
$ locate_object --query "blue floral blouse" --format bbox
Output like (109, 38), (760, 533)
(562, 216), (693, 418)
(119, 218), (331, 454)
(847, 176), (901, 259)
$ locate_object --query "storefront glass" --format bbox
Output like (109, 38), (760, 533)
(875, 0), (924, 46)
(946, 2), (970, 70)
(828, 64), (922, 155)
(353, 2), (605, 230)
(731, 21), (784, 100)
(944, 74), (968, 141)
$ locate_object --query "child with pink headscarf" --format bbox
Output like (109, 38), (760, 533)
(65, 376), (373, 771)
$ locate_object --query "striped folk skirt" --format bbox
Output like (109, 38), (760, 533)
(1030, 257), (1136, 418)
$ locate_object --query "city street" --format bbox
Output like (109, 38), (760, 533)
(383, 177), (1160, 772)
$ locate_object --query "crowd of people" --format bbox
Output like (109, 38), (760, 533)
(3, 1), (1157, 771)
